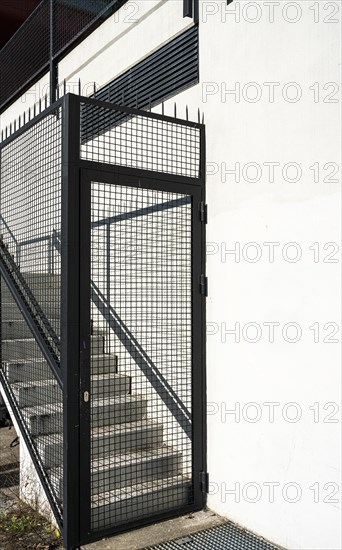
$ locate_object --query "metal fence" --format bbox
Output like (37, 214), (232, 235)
(0, 92), (206, 549)
(0, 104), (63, 521)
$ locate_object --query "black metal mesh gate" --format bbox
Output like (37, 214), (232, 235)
(89, 181), (193, 532)
(0, 93), (206, 549)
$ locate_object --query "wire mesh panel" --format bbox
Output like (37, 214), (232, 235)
(0, 110), (62, 339)
(0, 107), (63, 523)
(89, 180), (193, 531)
(80, 102), (200, 178)
(54, 0), (124, 56)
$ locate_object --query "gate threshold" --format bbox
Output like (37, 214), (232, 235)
(82, 511), (284, 550)
(145, 520), (284, 550)
(83, 510), (223, 549)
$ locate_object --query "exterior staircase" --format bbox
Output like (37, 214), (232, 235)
(1, 273), (190, 530)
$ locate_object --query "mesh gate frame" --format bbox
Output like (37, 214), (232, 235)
(66, 94), (206, 548)
(0, 93), (206, 549)
(78, 168), (206, 545)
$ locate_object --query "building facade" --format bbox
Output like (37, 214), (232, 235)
(0, 1), (341, 549)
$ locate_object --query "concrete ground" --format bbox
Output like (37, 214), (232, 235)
(83, 510), (227, 550)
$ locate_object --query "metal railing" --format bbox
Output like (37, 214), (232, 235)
(0, 0), (198, 113)
(0, 0), (129, 111)
(1, 202), (193, 437)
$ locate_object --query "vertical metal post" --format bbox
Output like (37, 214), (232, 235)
(0, 279), (2, 374)
(183, 0), (193, 18)
(78, 170), (91, 542)
(16, 243), (20, 267)
(61, 93), (81, 550)
(199, 124), (207, 503)
(106, 222), (110, 306)
(48, 237), (52, 274)
(50, 0), (58, 104)
(194, 0), (199, 24)
(190, 123), (207, 509)
(191, 180), (206, 508)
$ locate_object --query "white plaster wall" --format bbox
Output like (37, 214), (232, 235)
(178, 2), (340, 549)
(151, 4), (341, 545)
(58, 0), (193, 91)
(0, 1), (340, 549)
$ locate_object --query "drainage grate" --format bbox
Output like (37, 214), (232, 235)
(145, 521), (281, 550)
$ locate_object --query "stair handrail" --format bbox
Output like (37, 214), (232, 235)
(0, 215), (21, 265)
(1, 197), (193, 436)
(0, 236), (62, 387)
(52, 197), (193, 438)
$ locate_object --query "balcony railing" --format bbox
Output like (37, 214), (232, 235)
(0, 0), (199, 114)
(0, 0), (129, 112)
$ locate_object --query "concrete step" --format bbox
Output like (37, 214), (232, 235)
(91, 335), (105, 356)
(1, 301), (29, 321)
(1, 335), (104, 361)
(91, 373), (131, 396)
(4, 360), (55, 384)
(91, 395), (147, 428)
(35, 433), (63, 468)
(17, 273), (60, 283)
(11, 379), (62, 407)
(91, 354), (118, 374)
(35, 420), (164, 468)
(1, 273), (60, 296)
(1, 300), (60, 320)
(1, 273), (60, 320)
(91, 477), (191, 531)
(12, 374), (130, 407)
(21, 402), (63, 436)
(91, 420), (164, 459)
(1, 319), (60, 340)
(21, 403), (63, 436)
(22, 395), (147, 436)
(4, 355), (117, 384)
(51, 447), (182, 499)
(2, 338), (41, 362)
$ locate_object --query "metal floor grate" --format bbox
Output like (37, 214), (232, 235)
(145, 521), (282, 550)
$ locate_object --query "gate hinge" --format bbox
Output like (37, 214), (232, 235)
(199, 471), (209, 493)
(199, 202), (208, 224)
(199, 274), (208, 296)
